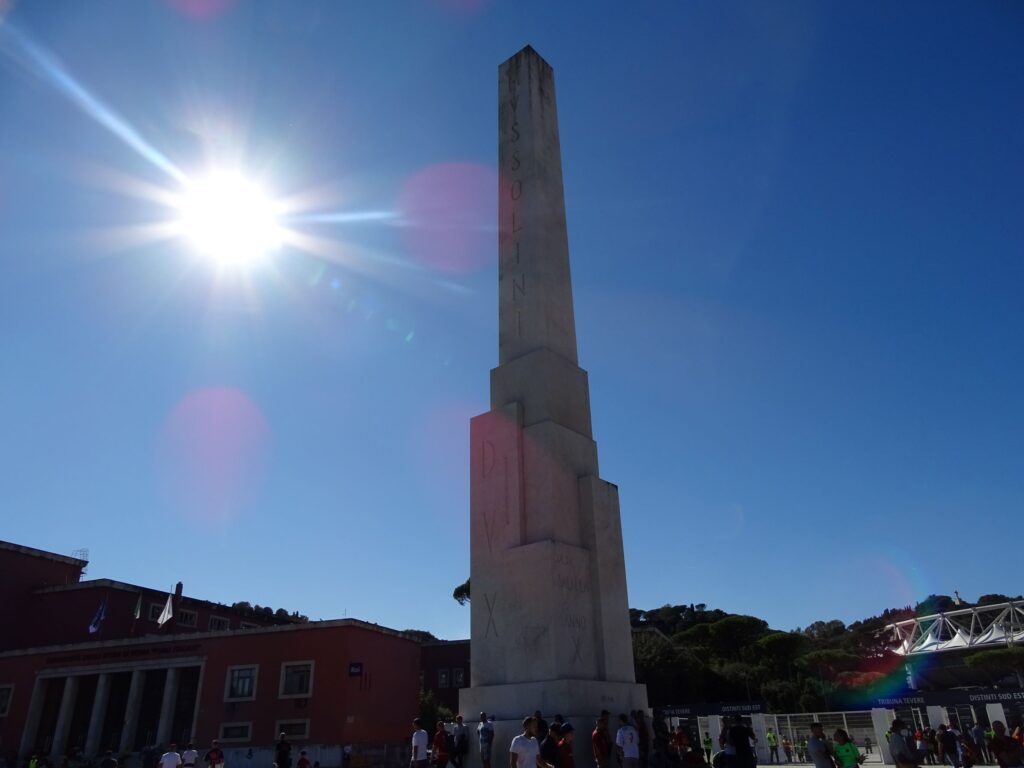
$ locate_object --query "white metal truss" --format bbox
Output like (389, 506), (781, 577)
(886, 601), (1024, 655)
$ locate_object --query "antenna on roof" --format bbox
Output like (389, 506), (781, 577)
(71, 548), (89, 575)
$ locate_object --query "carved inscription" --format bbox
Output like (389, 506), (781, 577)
(566, 613), (588, 630)
(506, 66), (525, 337)
(484, 592), (499, 638)
(571, 634), (583, 664)
(555, 551), (591, 594)
(514, 625), (548, 653)
(480, 439), (511, 553)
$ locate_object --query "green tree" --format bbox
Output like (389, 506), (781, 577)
(752, 632), (808, 678)
(418, 690), (454, 734)
(965, 647), (1024, 687)
(453, 578), (471, 605)
(707, 615), (769, 662)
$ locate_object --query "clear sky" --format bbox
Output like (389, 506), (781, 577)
(1, 1), (1022, 640)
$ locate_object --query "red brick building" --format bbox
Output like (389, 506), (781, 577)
(418, 641), (470, 714)
(0, 541), (422, 765)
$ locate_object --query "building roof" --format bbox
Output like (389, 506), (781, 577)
(0, 539), (87, 568)
(0, 617), (416, 659)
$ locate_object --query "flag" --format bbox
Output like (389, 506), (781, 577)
(133, 593), (142, 620)
(88, 597), (107, 634)
(157, 591), (173, 627)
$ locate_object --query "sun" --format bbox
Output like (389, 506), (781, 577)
(175, 171), (283, 265)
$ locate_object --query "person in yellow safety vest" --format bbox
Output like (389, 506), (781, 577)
(767, 729), (780, 764)
(703, 733), (713, 763)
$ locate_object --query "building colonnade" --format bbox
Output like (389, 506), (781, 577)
(17, 659), (203, 760)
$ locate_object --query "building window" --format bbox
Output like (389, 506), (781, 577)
(0, 685), (12, 717)
(279, 661), (314, 698)
(219, 722), (252, 742)
(453, 668), (465, 687)
(225, 666), (258, 701)
(209, 616), (230, 631)
(240, 621), (259, 630)
(178, 609), (197, 627)
(148, 603), (164, 622)
(275, 720), (310, 739)
(438, 669), (450, 689)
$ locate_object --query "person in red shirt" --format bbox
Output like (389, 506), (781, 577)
(433, 722), (451, 768)
(559, 724), (576, 768)
(593, 712), (612, 768)
(673, 727), (690, 756)
(297, 752), (311, 768)
(989, 722), (1023, 768)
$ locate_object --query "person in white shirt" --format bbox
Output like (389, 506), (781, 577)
(412, 719), (430, 768)
(158, 745), (182, 768)
(478, 713), (495, 768)
(181, 743), (199, 768)
(616, 715), (640, 768)
(510, 717), (544, 768)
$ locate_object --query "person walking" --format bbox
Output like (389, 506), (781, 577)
(453, 717), (469, 768)
(510, 717), (542, 768)
(540, 724), (562, 768)
(616, 714), (641, 768)
(988, 722), (1022, 768)
(970, 725), (989, 766)
(636, 712), (650, 768)
(181, 744), (199, 768)
(276, 734), (293, 768)
(204, 740), (224, 768)
(433, 722), (451, 768)
(806, 724), (835, 768)
(478, 713), (494, 768)
(411, 718), (430, 768)
(782, 737), (792, 764)
(158, 745), (182, 768)
(727, 717), (755, 768)
(889, 720), (919, 768)
(767, 730), (779, 765)
(832, 730), (864, 768)
(593, 712), (612, 768)
(938, 726), (961, 768)
(703, 734), (714, 764)
(558, 725), (576, 768)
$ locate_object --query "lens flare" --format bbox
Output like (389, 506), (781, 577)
(157, 387), (270, 527)
(398, 162), (496, 273)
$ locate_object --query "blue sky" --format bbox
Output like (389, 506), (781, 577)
(1, 1), (1021, 640)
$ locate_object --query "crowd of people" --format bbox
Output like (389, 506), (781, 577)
(886, 718), (1024, 768)
(411, 712), (1024, 768)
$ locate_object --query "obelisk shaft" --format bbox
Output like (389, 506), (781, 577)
(462, 47), (647, 760)
(498, 47), (578, 367)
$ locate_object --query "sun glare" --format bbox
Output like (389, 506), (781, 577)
(175, 171), (283, 265)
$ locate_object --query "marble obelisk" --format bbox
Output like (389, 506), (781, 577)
(460, 44), (648, 762)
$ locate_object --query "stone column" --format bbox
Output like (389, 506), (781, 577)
(84, 673), (112, 757)
(155, 668), (180, 746)
(188, 664), (204, 744)
(985, 703), (1006, 727)
(18, 677), (47, 759)
(119, 669), (145, 753)
(708, 717), (723, 757)
(926, 706), (948, 729)
(870, 709), (895, 766)
(749, 714), (769, 764)
(50, 676), (80, 759)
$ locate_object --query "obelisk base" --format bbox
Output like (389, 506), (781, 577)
(460, 680), (649, 768)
